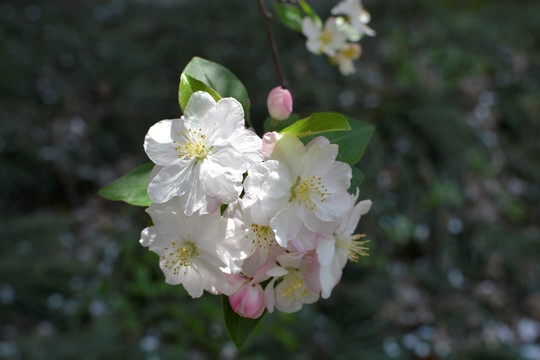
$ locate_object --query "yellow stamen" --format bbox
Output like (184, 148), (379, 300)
(162, 241), (198, 275)
(345, 234), (370, 262)
(245, 224), (277, 254)
(173, 128), (210, 160)
(290, 175), (331, 210)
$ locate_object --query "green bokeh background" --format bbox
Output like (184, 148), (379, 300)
(1, 0), (539, 359)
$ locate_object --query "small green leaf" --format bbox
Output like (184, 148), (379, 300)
(274, 2), (304, 32)
(222, 295), (263, 348)
(350, 166), (366, 192)
(178, 73), (222, 112)
(298, 0), (322, 27)
(180, 57), (249, 120)
(280, 112), (351, 138)
(263, 113), (300, 133)
(303, 116), (374, 165)
(98, 163), (153, 206)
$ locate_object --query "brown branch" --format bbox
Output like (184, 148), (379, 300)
(256, 0), (289, 89)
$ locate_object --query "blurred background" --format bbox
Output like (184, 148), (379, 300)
(1, 0), (539, 359)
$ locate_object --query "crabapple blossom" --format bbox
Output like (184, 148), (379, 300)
(244, 132), (352, 248)
(143, 91), (262, 215)
(140, 199), (234, 298)
(332, 43), (362, 75)
(317, 190), (372, 298)
(302, 16), (348, 57)
(265, 253), (320, 313)
(331, 0), (376, 38)
(224, 199), (284, 269)
(267, 86), (293, 121)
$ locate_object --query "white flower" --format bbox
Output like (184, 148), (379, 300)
(140, 199), (234, 298)
(269, 253), (319, 313)
(302, 17), (348, 57)
(332, 43), (362, 76)
(144, 91), (262, 215)
(316, 190), (372, 298)
(331, 0), (376, 38)
(224, 199), (285, 271)
(244, 133), (352, 248)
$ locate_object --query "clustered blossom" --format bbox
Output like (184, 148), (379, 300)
(141, 90), (371, 318)
(301, 0), (375, 75)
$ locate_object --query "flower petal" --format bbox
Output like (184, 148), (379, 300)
(184, 91), (217, 123)
(144, 119), (182, 166)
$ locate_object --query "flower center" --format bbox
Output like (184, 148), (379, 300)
(339, 234), (369, 262)
(290, 175), (331, 210)
(174, 128), (210, 160)
(246, 224), (278, 254)
(342, 45), (360, 60)
(162, 241), (198, 275)
(320, 29), (333, 46)
(281, 274), (309, 301)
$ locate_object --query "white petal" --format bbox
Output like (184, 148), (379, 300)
(269, 132), (304, 171)
(144, 119), (181, 166)
(184, 91), (216, 121)
(266, 266), (288, 277)
(306, 38), (322, 54)
(264, 279), (276, 313)
(316, 235), (336, 266)
(147, 162), (193, 203)
(180, 266), (205, 298)
(271, 205), (303, 247)
(325, 161), (352, 192)
(197, 256), (230, 295)
(301, 17), (320, 38)
(298, 140), (338, 179)
(340, 198), (371, 234)
(319, 260), (342, 299)
(200, 163), (242, 204)
(140, 226), (157, 247)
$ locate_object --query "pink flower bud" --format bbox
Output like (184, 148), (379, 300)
(228, 282), (266, 319)
(267, 86), (293, 121)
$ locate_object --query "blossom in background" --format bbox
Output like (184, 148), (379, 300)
(140, 199), (234, 298)
(143, 91), (262, 215)
(331, 43), (362, 75)
(331, 0), (376, 38)
(302, 16), (347, 57)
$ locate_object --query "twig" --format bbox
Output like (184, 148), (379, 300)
(256, 0), (289, 89)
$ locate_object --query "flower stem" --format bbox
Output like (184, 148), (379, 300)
(256, 0), (289, 89)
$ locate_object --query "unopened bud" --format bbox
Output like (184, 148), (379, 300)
(267, 86), (293, 121)
(228, 282), (265, 319)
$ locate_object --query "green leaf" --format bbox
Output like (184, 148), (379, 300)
(298, 0), (322, 27)
(303, 116), (374, 165)
(180, 57), (249, 120)
(350, 166), (365, 192)
(98, 163), (153, 207)
(280, 112), (351, 138)
(178, 73), (222, 112)
(222, 295), (263, 349)
(274, 3), (304, 32)
(263, 113), (300, 133)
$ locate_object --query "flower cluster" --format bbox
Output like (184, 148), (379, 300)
(301, 0), (375, 75)
(140, 90), (371, 318)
